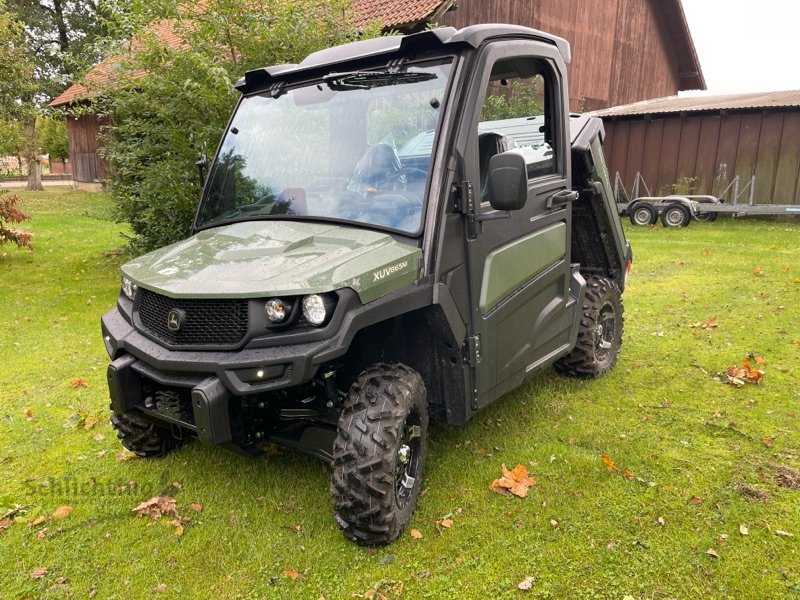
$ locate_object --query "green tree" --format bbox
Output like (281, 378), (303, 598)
(1, 0), (114, 190)
(96, 0), (380, 251)
(38, 116), (69, 161)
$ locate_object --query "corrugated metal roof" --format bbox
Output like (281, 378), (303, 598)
(50, 1), (453, 107)
(594, 90), (800, 118)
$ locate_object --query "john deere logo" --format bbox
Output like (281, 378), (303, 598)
(167, 309), (184, 332)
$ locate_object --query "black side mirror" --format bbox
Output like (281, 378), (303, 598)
(487, 151), (528, 211)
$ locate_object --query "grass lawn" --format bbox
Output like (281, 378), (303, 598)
(1, 188), (799, 599)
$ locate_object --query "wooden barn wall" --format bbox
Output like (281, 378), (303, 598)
(603, 111), (800, 204)
(438, 0), (682, 110)
(66, 114), (108, 183)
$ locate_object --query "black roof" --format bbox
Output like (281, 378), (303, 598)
(235, 24), (570, 94)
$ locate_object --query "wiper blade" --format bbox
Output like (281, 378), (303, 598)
(323, 70), (436, 90)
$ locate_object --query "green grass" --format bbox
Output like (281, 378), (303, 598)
(1, 188), (799, 599)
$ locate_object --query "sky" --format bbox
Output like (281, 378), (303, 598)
(680, 0), (800, 95)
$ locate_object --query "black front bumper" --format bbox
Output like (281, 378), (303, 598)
(101, 306), (344, 449)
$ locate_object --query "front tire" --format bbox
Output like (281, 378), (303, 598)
(110, 411), (185, 457)
(330, 363), (428, 545)
(555, 276), (623, 378)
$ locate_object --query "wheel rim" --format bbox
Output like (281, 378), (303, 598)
(594, 302), (616, 362)
(665, 207), (685, 226)
(632, 207), (653, 225)
(395, 409), (422, 508)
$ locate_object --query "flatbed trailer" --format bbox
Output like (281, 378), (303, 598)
(619, 194), (800, 227)
(614, 171), (800, 227)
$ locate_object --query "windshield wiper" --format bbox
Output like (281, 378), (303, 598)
(323, 70), (436, 90)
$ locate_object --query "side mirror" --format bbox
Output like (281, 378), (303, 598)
(486, 151), (528, 211)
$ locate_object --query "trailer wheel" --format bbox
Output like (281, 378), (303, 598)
(694, 210), (718, 222)
(629, 203), (658, 226)
(660, 203), (691, 228)
(555, 276), (623, 378)
(330, 363), (428, 546)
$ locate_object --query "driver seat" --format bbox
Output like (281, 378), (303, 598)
(478, 132), (513, 201)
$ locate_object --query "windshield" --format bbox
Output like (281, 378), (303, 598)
(196, 60), (453, 234)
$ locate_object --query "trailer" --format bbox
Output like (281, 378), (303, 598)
(615, 172), (800, 227)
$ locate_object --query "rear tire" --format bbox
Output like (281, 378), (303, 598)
(660, 203), (691, 227)
(694, 210), (718, 222)
(629, 202), (658, 226)
(555, 276), (623, 378)
(330, 363), (428, 546)
(110, 411), (185, 457)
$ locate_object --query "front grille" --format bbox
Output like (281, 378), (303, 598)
(137, 288), (249, 347)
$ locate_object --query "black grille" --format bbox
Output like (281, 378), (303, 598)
(137, 289), (249, 347)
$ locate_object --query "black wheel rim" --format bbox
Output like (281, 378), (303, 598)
(594, 301), (616, 362)
(395, 408), (422, 508)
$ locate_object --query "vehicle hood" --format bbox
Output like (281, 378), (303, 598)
(121, 221), (421, 303)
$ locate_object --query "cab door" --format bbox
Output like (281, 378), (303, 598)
(458, 41), (577, 408)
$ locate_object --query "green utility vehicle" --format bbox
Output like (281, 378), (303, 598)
(102, 24), (632, 545)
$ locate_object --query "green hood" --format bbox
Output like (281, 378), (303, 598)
(121, 221), (421, 303)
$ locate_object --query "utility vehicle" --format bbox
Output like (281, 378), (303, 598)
(102, 24), (632, 545)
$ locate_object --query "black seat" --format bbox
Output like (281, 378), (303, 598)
(478, 132), (512, 201)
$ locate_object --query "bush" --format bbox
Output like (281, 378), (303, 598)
(96, 0), (379, 252)
(0, 191), (32, 250)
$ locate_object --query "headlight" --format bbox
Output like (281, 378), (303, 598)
(121, 276), (138, 301)
(265, 298), (290, 323)
(302, 294), (335, 326)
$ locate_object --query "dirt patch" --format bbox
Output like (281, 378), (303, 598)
(774, 465), (800, 490)
(736, 483), (769, 500)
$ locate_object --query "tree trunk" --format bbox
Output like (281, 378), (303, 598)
(22, 117), (44, 191)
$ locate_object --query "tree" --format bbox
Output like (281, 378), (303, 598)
(0, 0), (114, 189)
(96, 0), (381, 251)
(38, 116), (68, 161)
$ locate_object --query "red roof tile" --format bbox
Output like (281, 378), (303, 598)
(49, 2), (452, 107)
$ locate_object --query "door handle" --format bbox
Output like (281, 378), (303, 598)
(546, 189), (579, 209)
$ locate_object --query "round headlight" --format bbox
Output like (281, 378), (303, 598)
(302, 294), (329, 326)
(121, 277), (138, 301)
(265, 298), (290, 323)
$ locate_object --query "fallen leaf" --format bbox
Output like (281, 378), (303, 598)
(30, 516), (47, 527)
(30, 566), (48, 579)
(517, 576), (534, 591)
(439, 518), (454, 528)
(657, 516), (665, 526)
(133, 496), (179, 520)
(0, 518), (13, 532)
(189, 503), (202, 513)
(490, 463), (536, 498)
(171, 519), (184, 537)
(51, 505), (73, 520)
(706, 548), (719, 558)
(739, 523), (749, 535)
(24, 407), (34, 418)
(689, 315), (718, 329)
(68, 377), (88, 388)
(154, 583), (167, 592)
(688, 495), (703, 504)
(601, 454), (617, 472)
(410, 528), (422, 539)
(550, 519), (559, 528)
(283, 567), (301, 581)
(775, 530), (794, 537)
(753, 266), (763, 277)
(762, 436), (773, 448)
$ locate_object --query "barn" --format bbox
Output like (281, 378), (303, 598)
(598, 91), (800, 205)
(50, 0), (704, 188)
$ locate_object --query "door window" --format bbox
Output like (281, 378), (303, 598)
(477, 58), (558, 199)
